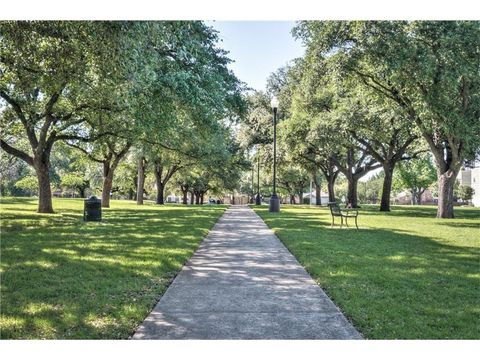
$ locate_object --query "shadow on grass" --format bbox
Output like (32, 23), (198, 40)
(0, 200), (226, 339)
(1, 250), (182, 339)
(439, 222), (480, 229)
(358, 205), (480, 219)
(254, 206), (480, 339)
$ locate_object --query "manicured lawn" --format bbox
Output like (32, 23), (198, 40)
(253, 205), (480, 339)
(0, 197), (226, 339)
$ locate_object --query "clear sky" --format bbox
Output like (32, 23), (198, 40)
(206, 21), (305, 92)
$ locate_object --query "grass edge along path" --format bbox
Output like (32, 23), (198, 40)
(0, 197), (227, 339)
(253, 204), (480, 339)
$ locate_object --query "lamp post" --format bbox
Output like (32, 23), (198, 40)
(251, 166), (254, 204)
(255, 150), (261, 205)
(269, 96), (280, 212)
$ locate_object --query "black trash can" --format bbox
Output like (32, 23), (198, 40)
(84, 196), (101, 221)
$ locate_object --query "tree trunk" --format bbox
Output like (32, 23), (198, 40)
(156, 182), (165, 205)
(137, 157), (146, 205)
(153, 161), (165, 205)
(100, 144), (131, 208)
(128, 188), (134, 200)
(200, 193), (204, 205)
(327, 177), (335, 203)
(315, 182), (321, 205)
(416, 189), (425, 205)
(78, 186), (86, 199)
(379, 163), (394, 212)
(347, 177), (359, 208)
(290, 194), (295, 204)
(427, 137), (463, 218)
(195, 193), (200, 205)
(35, 159), (54, 213)
(102, 171), (113, 208)
(437, 169), (458, 218)
(298, 192), (303, 205)
(182, 189), (188, 205)
(190, 191), (195, 205)
(411, 188), (417, 205)
(319, 159), (338, 204)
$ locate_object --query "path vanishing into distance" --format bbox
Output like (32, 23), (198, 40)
(133, 205), (362, 339)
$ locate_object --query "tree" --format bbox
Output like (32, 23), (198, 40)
(1, 152), (31, 196)
(112, 153), (138, 200)
(15, 176), (38, 196)
(152, 152), (183, 205)
(134, 21), (246, 205)
(291, 49), (418, 210)
(277, 166), (310, 204)
(69, 134), (132, 207)
(283, 111), (341, 204)
(265, 61), (334, 205)
(175, 170), (195, 205)
(237, 91), (273, 149)
(458, 185), (475, 204)
(1, 21), (246, 212)
(281, 118), (331, 205)
(394, 154), (437, 205)
(335, 88), (421, 211)
(191, 172), (211, 205)
(0, 21), (135, 212)
(60, 173), (88, 197)
(330, 147), (381, 207)
(136, 152), (148, 205)
(280, 56), (373, 206)
(294, 21), (480, 217)
(358, 173), (384, 205)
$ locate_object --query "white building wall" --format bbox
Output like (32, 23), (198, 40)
(471, 168), (480, 207)
(305, 192), (330, 205)
(458, 169), (472, 187)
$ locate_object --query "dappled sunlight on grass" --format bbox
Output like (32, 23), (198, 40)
(253, 204), (480, 339)
(0, 198), (227, 339)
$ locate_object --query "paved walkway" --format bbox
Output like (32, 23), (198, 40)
(133, 205), (362, 339)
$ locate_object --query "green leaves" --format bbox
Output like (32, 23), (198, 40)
(14, 175), (38, 194)
(292, 21), (480, 216)
(394, 154), (437, 193)
(294, 21), (480, 164)
(1, 21), (248, 208)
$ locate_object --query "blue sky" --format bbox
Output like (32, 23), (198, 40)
(206, 21), (305, 92)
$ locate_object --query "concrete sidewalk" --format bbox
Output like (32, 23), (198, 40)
(133, 205), (362, 339)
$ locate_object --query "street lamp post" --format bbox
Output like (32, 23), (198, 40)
(269, 96), (280, 212)
(251, 166), (254, 204)
(255, 151), (261, 205)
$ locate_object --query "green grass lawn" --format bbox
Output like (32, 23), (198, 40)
(0, 197), (227, 339)
(253, 204), (480, 339)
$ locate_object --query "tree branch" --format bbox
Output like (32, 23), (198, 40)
(330, 155), (349, 176)
(56, 131), (118, 142)
(0, 139), (34, 166)
(38, 90), (64, 149)
(66, 142), (106, 163)
(0, 90), (38, 148)
(350, 132), (384, 163)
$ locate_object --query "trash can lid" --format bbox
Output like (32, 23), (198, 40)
(85, 195), (100, 202)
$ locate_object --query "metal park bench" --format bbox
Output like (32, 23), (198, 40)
(328, 202), (359, 229)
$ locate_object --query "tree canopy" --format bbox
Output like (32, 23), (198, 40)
(293, 21), (480, 217)
(1, 21), (247, 212)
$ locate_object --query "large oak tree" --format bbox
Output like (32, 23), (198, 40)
(294, 21), (480, 218)
(0, 21), (133, 212)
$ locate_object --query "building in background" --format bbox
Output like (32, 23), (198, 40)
(304, 190), (330, 205)
(469, 168), (480, 207)
(458, 164), (480, 207)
